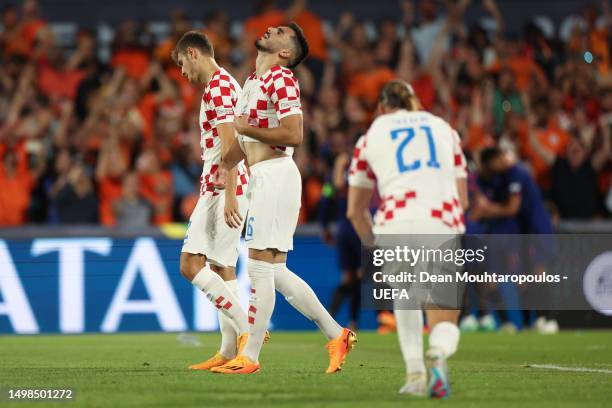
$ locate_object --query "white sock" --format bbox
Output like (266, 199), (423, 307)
(242, 259), (276, 362)
(191, 265), (248, 335)
(274, 263), (343, 340)
(394, 309), (425, 375)
(218, 279), (241, 359)
(428, 321), (460, 359)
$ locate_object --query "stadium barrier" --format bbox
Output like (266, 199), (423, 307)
(0, 222), (610, 334)
(0, 225), (378, 334)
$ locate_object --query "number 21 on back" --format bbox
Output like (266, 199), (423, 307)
(390, 126), (440, 172)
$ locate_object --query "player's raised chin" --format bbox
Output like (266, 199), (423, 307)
(255, 26), (297, 66)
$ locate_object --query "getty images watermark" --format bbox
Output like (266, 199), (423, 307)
(361, 234), (612, 312)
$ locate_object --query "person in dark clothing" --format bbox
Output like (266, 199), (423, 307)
(320, 151), (361, 330)
(476, 147), (558, 332)
(550, 137), (607, 219)
(53, 161), (99, 223)
(113, 172), (152, 227)
(529, 116), (610, 219)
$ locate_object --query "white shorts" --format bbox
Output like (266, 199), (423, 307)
(181, 192), (249, 268)
(244, 156), (301, 252)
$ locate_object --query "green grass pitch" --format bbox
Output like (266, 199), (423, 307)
(0, 330), (611, 407)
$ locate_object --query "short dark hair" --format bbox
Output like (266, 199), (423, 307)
(171, 30), (214, 64)
(479, 146), (503, 168)
(287, 22), (309, 69)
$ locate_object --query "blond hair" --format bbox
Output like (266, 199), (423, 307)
(379, 80), (422, 111)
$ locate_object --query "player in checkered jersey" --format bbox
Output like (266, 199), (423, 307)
(211, 22), (356, 375)
(347, 80), (468, 399)
(171, 31), (253, 371)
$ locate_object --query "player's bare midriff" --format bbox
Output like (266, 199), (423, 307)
(243, 141), (286, 166)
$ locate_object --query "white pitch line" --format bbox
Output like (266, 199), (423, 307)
(527, 364), (612, 374)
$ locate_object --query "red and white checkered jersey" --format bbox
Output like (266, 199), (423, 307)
(199, 68), (248, 197)
(237, 65), (302, 156)
(348, 110), (468, 232)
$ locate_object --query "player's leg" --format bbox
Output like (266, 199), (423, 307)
(348, 269), (362, 331)
(180, 257), (248, 340)
(329, 271), (351, 319)
(214, 157), (356, 374)
(329, 226), (357, 319)
(273, 262), (356, 373)
(180, 253), (248, 366)
(396, 309), (427, 396)
(212, 266), (241, 359)
(274, 263), (342, 340)
(181, 195), (249, 370)
(329, 268), (360, 330)
(211, 248), (280, 374)
(424, 309), (461, 399)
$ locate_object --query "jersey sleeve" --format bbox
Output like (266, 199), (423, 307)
(348, 134), (376, 189)
(451, 129), (468, 178)
(507, 170), (523, 195)
(208, 72), (237, 125)
(268, 69), (302, 120)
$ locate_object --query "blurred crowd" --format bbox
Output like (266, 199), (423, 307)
(2, 0), (612, 227)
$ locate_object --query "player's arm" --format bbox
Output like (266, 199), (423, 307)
(347, 186), (375, 247)
(456, 177), (468, 210)
(452, 129), (469, 211)
(477, 191), (521, 218)
(234, 113), (303, 147)
(217, 122), (242, 228)
(346, 134), (377, 247)
(235, 70), (303, 147)
(220, 137), (246, 170)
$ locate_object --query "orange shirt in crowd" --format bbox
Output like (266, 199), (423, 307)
(489, 57), (546, 91)
(293, 11), (327, 61)
(138, 93), (159, 142)
(98, 176), (123, 226)
(154, 38), (174, 65)
(166, 66), (198, 110)
(590, 29), (610, 75)
(522, 123), (570, 188)
(22, 19), (46, 48)
(3, 30), (30, 57)
(203, 29), (233, 62)
(139, 171), (173, 224)
(347, 67), (395, 108)
(244, 10), (285, 40)
(464, 123), (495, 152)
(112, 48), (151, 78)
(244, 9), (327, 61)
(38, 65), (85, 100)
(0, 145), (34, 226)
(411, 73), (435, 111)
(569, 28), (610, 75)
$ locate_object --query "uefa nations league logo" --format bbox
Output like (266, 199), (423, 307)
(583, 252), (612, 316)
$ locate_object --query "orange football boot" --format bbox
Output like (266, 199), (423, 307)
(325, 328), (357, 373)
(188, 352), (230, 370)
(210, 355), (260, 374)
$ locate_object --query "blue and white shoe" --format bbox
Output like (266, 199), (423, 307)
(427, 351), (450, 399)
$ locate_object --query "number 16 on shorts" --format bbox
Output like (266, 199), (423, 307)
(245, 216), (255, 241)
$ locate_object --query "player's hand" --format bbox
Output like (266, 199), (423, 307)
(233, 116), (249, 135)
(224, 195), (243, 229)
(212, 167), (227, 190)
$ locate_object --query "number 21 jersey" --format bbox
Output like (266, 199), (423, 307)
(348, 110), (467, 232)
